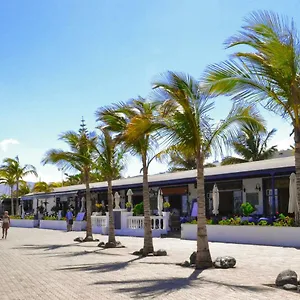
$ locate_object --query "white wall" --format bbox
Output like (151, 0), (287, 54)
(242, 178), (263, 214)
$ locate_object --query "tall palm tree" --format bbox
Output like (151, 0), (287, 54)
(42, 119), (98, 241)
(153, 71), (264, 268)
(0, 156), (37, 215)
(97, 98), (162, 255)
(95, 128), (125, 247)
(32, 181), (52, 193)
(0, 170), (15, 214)
(221, 123), (277, 165)
(203, 11), (300, 221)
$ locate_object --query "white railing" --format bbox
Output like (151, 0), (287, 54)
(127, 216), (167, 230)
(91, 215), (107, 227)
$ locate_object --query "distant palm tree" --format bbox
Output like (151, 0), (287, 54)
(0, 170), (15, 214)
(32, 181), (52, 193)
(153, 71), (264, 268)
(42, 119), (98, 241)
(63, 173), (83, 186)
(0, 156), (37, 215)
(203, 11), (300, 221)
(97, 98), (162, 255)
(95, 128), (125, 247)
(14, 181), (31, 197)
(221, 123), (277, 165)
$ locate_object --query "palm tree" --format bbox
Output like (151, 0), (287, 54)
(153, 71), (264, 268)
(0, 170), (15, 214)
(95, 128), (125, 247)
(14, 181), (30, 197)
(221, 123), (277, 165)
(32, 181), (52, 193)
(42, 119), (98, 241)
(0, 156), (37, 215)
(97, 98), (162, 255)
(203, 11), (300, 221)
(63, 173), (83, 186)
(158, 147), (197, 172)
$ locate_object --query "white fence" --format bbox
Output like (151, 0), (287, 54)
(91, 211), (170, 237)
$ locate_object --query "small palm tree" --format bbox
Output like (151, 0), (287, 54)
(42, 119), (98, 241)
(95, 128), (125, 247)
(63, 174), (83, 186)
(153, 71), (264, 268)
(221, 123), (277, 165)
(0, 156), (37, 215)
(0, 170), (16, 214)
(203, 11), (300, 221)
(97, 98), (162, 255)
(32, 181), (52, 193)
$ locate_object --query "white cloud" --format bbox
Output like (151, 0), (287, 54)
(0, 138), (19, 152)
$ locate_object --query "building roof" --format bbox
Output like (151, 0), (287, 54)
(23, 156), (295, 199)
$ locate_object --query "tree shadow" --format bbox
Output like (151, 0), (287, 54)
(14, 243), (81, 251)
(57, 256), (143, 273)
(92, 270), (270, 298)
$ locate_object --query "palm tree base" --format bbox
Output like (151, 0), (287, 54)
(83, 236), (94, 242)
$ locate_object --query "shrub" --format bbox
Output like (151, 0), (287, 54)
(125, 202), (132, 208)
(133, 202), (144, 216)
(273, 214), (294, 227)
(241, 202), (256, 216)
(24, 215), (34, 220)
(10, 215), (21, 219)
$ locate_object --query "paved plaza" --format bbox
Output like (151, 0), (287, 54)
(1, 228), (300, 300)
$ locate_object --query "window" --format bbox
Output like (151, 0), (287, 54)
(246, 193), (259, 206)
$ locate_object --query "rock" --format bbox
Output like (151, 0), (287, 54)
(132, 250), (142, 256)
(83, 236), (94, 242)
(74, 237), (84, 242)
(182, 260), (190, 267)
(283, 284), (298, 291)
(98, 242), (105, 248)
(213, 256), (236, 269)
(190, 251), (196, 265)
(154, 249), (167, 256)
(275, 270), (298, 287)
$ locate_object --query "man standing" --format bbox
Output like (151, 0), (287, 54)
(66, 208), (73, 232)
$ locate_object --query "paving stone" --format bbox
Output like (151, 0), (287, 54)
(0, 228), (300, 299)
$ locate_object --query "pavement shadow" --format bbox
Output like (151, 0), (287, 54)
(14, 243), (81, 251)
(92, 270), (270, 298)
(57, 256), (142, 273)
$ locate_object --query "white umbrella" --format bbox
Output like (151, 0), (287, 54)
(288, 173), (298, 213)
(114, 192), (120, 209)
(80, 197), (85, 212)
(127, 189), (133, 204)
(157, 189), (163, 216)
(212, 184), (219, 215)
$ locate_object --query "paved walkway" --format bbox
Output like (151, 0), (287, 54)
(1, 228), (300, 300)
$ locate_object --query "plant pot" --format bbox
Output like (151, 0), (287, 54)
(127, 207), (132, 212)
(164, 208), (170, 212)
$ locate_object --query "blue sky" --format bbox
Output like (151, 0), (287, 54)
(0, 0), (298, 182)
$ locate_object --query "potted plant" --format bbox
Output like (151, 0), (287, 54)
(95, 203), (103, 213)
(125, 202), (132, 212)
(240, 202), (256, 221)
(163, 201), (170, 212)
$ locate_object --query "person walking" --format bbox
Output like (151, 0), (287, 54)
(2, 211), (10, 239)
(66, 208), (73, 232)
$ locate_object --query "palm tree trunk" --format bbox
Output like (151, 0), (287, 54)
(107, 178), (116, 244)
(294, 128), (300, 225)
(142, 153), (154, 255)
(195, 152), (212, 269)
(10, 185), (14, 215)
(84, 171), (93, 241)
